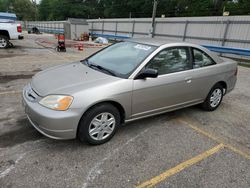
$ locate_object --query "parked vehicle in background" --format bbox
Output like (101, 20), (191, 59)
(22, 38), (237, 145)
(0, 12), (23, 49)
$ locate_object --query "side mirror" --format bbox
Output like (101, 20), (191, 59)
(135, 68), (158, 80)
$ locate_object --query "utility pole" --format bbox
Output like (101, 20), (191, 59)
(32, 0), (37, 20)
(151, 0), (158, 38)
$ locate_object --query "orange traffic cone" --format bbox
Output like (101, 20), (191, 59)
(78, 44), (83, 51)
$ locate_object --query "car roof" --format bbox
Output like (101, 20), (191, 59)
(126, 37), (223, 63)
(126, 37), (190, 47)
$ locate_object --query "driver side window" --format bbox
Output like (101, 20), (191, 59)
(145, 47), (191, 75)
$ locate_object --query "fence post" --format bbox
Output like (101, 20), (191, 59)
(115, 21), (118, 36)
(183, 20), (189, 41)
(222, 20), (230, 46)
(91, 22), (93, 35)
(152, 21), (156, 38)
(102, 20), (104, 34)
(131, 20), (135, 37)
(75, 24), (77, 38)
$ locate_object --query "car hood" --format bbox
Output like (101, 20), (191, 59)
(31, 62), (118, 96)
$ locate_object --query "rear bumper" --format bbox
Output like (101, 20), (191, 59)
(10, 33), (23, 40)
(226, 76), (237, 95)
(22, 84), (82, 140)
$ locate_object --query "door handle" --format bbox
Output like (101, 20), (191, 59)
(185, 77), (192, 83)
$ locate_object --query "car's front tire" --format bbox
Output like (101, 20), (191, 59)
(202, 84), (224, 111)
(78, 103), (120, 145)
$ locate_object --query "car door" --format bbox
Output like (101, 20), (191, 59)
(188, 47), (219, 100)
(131, 46), (200, 119)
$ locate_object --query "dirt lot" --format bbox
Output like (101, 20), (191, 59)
(0, 34), (249, 188)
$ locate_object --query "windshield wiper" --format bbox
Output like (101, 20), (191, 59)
(81, 59), (117, 77)
(89, 63), (117, 77)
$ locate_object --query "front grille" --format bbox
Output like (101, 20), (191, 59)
(28, 92), (36, 100)
(25, 85), (39, 102)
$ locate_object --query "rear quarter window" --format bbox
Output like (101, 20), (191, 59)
(192, 48), (216, 68)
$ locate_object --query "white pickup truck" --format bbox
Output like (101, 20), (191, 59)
(0, 19), (23, 48)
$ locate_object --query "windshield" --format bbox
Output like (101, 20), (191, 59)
(86, 41), (157, 78)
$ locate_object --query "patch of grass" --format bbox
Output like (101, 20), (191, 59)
(220, 55), (250, 68)
(238, 63), (250, 68)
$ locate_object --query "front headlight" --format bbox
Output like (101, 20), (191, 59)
(39, 95), (73, 111)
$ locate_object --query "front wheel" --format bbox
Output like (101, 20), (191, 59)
(202, 84), (224, 111)
(0, 35), (9, 49)
(78, 103), (120, 145)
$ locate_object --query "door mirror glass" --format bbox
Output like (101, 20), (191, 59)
(135, 68), (158, 79)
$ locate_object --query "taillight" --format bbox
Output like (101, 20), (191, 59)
(17, 25), (22, 33)
(234, 67), (238, 76)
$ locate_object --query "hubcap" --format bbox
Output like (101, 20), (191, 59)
(89, 112), (116, 141)
(210, 89), (222, 108)
(0, 37), (7, 48)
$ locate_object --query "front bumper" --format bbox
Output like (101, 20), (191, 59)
(22, 84), (82, 140)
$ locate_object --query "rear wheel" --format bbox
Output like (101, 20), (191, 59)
(202, 84), (224, 111)
(78, 103), (120, 145)
(0, 35), (9, 49)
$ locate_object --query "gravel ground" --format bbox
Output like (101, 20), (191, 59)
(0, 34), (249, 188)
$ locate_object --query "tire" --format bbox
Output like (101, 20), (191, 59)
(0, 35), (9, 49)
(78, 103), (120, 145)
(202, 83), (224, 111)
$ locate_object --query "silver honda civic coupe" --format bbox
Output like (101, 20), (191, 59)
(22, 38), (237, 145)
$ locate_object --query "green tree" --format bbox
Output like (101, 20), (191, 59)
(102, 0), (154, 18)
(226, 0), (250, 15)
(36, 0), (250, 21)
(38, 0), (103, 20)
(0, 0), (10, 12)
(38, 0), (56, 20)
(12, 0), (37, 20)
(0, 0), (37, 20)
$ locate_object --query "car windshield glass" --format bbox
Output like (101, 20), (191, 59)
(86, 41), (157, 78)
